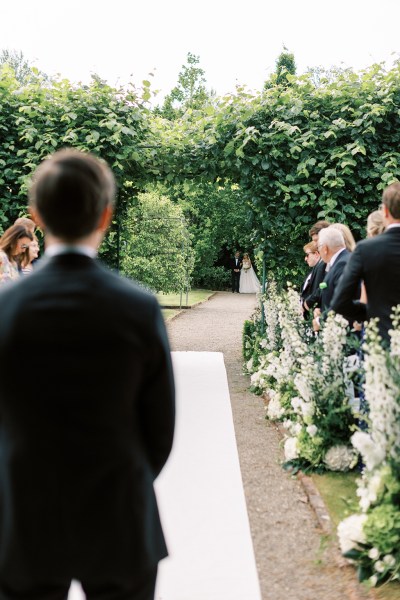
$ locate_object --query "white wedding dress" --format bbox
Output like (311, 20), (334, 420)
(239, 260), (261, 293)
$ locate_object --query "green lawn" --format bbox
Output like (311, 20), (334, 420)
(162, 309), (181, 321)
(311, 471), (359, 527)
(311, 472), (400, 599)
(157, 289), (214, 307)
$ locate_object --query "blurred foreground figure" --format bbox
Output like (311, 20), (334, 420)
(0, 149), (175, 599)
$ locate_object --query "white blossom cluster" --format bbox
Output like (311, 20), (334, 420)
(337, 311), (400, 587)
(262, 280), (280, 353)
(362, 319), (400, 463)
(285, 311), (356, 470)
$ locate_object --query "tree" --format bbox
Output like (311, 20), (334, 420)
(158, 52), (211, 119)
(120, 189), (194, 293)
(0, 48), (49, 85)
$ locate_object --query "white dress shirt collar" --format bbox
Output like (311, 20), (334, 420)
(386, 223), (400, 230)
(327, 247), (346, 271)
(45, 243), (97, 259)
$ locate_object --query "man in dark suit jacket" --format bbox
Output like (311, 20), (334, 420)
(0, 150), (175, 599)
(230, 250), (242, 293)
(317, 227), (350, 312)
(301, 241), (323, 318)
(311, 226), (351, 331)
(331, 182), (400, 344)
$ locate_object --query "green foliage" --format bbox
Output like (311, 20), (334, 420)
(148, 61), (400, 286)
(243, 319), (257, 361)
(167, 179), (254, 288)
(0, 67), (150, 266)
(120, 189), (194, 293)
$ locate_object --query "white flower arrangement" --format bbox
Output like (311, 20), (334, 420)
(284, 436), (299, 461)
(337, 309), (400, 587)
(337, 513), (368, 555)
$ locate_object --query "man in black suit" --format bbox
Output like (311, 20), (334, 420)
(301, 241), (323, 318)
(331, 182), (400, 344)
(230, 250), (242, 293)
(0, 150), (175, 599)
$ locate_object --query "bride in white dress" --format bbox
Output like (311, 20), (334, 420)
(239, 253), (261, 293)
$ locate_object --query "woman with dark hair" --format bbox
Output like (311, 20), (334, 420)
(0, 224), (33, 285)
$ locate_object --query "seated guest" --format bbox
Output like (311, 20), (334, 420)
(331, 182), (400, 344)
(0, 225), (33, 285)
(330, 223), (356, 252)
(301, 242), (322, 318)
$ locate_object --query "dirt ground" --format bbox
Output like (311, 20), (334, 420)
(166, 291), (373, 600)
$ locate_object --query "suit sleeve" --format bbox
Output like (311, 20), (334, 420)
(139, 299), (175, 479)
(330, 247), (367, 322)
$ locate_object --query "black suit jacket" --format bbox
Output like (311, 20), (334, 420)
(230, 256), (242, 271)
(303, 259), (326, 310)
(0, 253), (175, 586)
(321, 249), (350, 311)
(331, 227), (400, 342)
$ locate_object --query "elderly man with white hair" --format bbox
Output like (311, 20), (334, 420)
(313, 226), (350, 331)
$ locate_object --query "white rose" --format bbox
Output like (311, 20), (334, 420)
(337, 514), (368, 555)
(374, 561), (385, 573)
(306, 424), (318, 437)
(351, 431), (385, 471)
(368, 547), (380, 560)
(383, 554), (396, 568)
(369, 575), (378, 587)
(284, 437), (299, 461)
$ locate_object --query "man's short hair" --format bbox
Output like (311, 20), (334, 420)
(318, 226), (345, 250)
(28, 149), (116, 240)
(309, 220), (330, 238)
(382, 182), (400, 220)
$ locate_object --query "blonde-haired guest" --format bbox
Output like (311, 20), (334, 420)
(330, 223), (356, 252)
(366, 210), (385, 238)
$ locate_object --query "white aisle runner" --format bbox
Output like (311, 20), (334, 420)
(68, 351), (260, 600)
(154, 351), (261, 600)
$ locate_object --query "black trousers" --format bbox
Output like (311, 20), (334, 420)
(0, 568), (158, 600)
(232, 270), (240, 292)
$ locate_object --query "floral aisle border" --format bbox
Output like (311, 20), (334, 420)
(338, 309), (400, 588)
(244, 282), (360, 473)
(243, 282), (400, 589)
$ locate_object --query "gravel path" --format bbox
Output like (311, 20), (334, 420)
(166, 291), (372, 600)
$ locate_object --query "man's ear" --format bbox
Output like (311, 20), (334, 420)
(382, 204), (390, 220)
(97, 204), (114, 233)
(29, 207), (45, 230)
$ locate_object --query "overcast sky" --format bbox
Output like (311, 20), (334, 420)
(1, 0), (399, 103)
